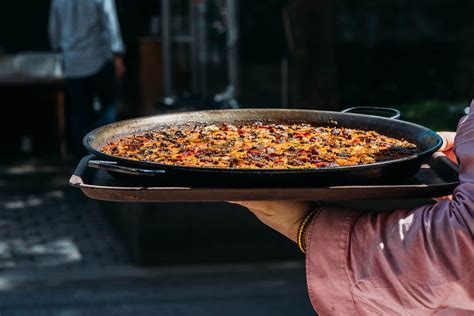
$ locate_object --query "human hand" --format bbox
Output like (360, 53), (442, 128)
(114, 55), (126, 81)
(435, 132), (456, 201)
(229, 201), (314, 242)
(437, 132), (456, 163)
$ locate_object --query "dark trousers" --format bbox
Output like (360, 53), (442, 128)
(66, 61), (117, 157)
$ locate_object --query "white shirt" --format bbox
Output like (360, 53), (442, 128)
(48, 0), (125, 78)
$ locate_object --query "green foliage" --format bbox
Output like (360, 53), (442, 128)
(395, 100), (467, 131)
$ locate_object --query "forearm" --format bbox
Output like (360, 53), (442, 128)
(104, 0), (125, 54)
(306, 102), (474, 313)
(348, 106), (473, 284)
(239, 201), (314, 242)
(306, 197), (473, 313)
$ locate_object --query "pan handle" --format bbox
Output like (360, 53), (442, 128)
(88, 160), (166, 176)
(341, 107), (401, 120)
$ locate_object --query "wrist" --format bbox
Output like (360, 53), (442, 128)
(296, 211), (316, 253)
(113, 54), (124, 63)
(296, 202), (324, 253)
(281, 202), (315, 242)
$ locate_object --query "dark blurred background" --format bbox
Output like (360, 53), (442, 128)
(1, 0), (472, 144)
(0, 1), (471, 315)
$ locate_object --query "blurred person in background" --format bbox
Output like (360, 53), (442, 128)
(49, 0), (125, 157)
(232, 102), (473, 315)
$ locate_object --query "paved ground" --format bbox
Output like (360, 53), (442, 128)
(0, 156), (315, 316)
(0, 263), (313, 316)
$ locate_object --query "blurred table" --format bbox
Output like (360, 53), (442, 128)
(0, 53), (66, 157)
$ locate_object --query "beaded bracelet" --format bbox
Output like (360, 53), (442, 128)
(297, 209), (318, 254)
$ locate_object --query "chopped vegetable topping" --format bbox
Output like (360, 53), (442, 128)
(101, 122), (418, 169)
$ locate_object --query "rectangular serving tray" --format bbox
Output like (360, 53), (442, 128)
(70, 154), (459, 202)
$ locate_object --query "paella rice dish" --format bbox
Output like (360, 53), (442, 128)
(101, 122), (418, 169)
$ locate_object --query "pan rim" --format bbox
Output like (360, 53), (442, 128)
(83, 108), (443, 174)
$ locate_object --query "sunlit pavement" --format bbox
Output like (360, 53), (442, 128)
(0, 156), (315, 316)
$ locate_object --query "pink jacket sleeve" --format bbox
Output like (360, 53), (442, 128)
(306, 103), (474, 315)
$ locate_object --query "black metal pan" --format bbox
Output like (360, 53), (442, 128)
(83, 107), (442, 186)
